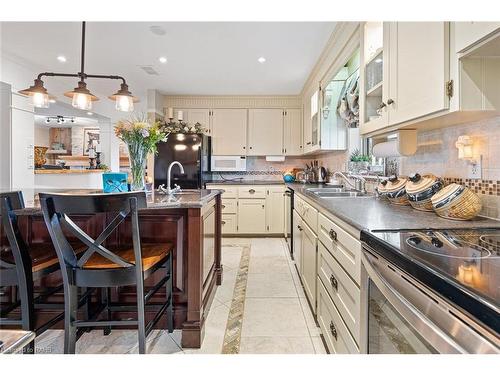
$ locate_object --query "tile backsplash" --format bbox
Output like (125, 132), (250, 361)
(399, 116), (500, 220)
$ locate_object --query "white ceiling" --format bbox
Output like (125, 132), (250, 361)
(1, 22), (335, 100)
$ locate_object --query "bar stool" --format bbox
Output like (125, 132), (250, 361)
(40, 191), (174, 354)
(0, 191), (66, 354)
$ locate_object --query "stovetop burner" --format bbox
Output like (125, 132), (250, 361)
(405, 230), (499, 260)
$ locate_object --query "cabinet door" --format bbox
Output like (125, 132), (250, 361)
(211, 109), (247, 155)
(221, 214), (237, 234)
(248, 109), (283, 156)
(301, 222), (317, 313)
(188, 108), (211, 135)
(266, 186), (285, 233)
(388, 22), (450, 126)
(283, 108), (303, 155)
(293, 210), (303, 275)
(238, 198), (266, 233)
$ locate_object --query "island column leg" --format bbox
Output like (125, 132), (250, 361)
(181, 208), (203, 348)
(214, 194), (223, 285)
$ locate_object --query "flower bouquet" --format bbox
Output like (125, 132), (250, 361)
(115, 114), (169, 191)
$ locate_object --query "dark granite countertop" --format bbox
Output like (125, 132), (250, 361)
(205, 180), (285, 185)
(287, 183), (500, 231)
(12, 189), (222, 216)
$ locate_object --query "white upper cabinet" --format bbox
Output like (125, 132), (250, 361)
(173, 108), (211, 135)
(455, 22), (500, 53)
(283, 108), (302, 155)
(211, 108), (248, 155)
(360, 22), (451, 135)
(387, 22), (450, 125)
(248, 108), (283, 156)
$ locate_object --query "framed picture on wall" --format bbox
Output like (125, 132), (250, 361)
(83, 128), (100, 155)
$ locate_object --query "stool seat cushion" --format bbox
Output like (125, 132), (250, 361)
(83, 243), (174, 271)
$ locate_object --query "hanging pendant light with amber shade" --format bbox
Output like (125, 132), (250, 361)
(17, 21), (139, 112)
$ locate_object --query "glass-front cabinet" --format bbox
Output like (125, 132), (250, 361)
(360, 21), (390, 134)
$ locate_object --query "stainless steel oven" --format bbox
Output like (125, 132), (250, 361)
(360, 245), (499, 354)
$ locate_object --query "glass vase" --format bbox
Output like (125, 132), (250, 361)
(127, 141), (148, 191)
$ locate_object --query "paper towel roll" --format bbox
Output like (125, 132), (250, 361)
(372, 140), (400, 158)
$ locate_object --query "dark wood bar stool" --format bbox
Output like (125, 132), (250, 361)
(40, 191), (174, 354)
(0, 191), (66, 354)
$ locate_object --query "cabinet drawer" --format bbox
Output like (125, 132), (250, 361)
(221, 198), (237, 214)
(207, 185), (238, 198)
(238, 186), (266, 199)
(221, 214), (237, 234)
(317, 279), (359, 354)
(318, 242), (360, 344)
(318, 213), (361, 285)
(295, 195), (318, 233)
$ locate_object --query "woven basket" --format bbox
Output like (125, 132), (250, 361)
(431, 184), (482, 220)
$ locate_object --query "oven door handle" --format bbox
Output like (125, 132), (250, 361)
(361, 250), (466, 354)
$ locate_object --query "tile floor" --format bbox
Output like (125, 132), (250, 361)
(34, 237), (326, 354)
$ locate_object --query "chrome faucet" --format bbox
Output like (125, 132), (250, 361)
(332, 171), (367, 193)
(159, 161), (185, 195)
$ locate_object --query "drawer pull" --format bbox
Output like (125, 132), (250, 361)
(330, 274), (338, 291)
(329, 321), (338, 340)
(329, 229), (337, 241)
(221, 221), (226, 225)
(249, 189), (256, 194)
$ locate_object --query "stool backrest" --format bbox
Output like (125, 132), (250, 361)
(40, 192), (147, 272)
(0, 191), (32, 286)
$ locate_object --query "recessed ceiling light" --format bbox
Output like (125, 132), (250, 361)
(57, 55), (67, 63)
(87, 112), (93, 116)
(159, 56), (168, 64)
(258, 57), (266, 63)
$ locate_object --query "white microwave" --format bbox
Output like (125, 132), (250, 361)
(211, 156), (247, 172)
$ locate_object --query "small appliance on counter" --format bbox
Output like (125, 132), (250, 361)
(361, 228), (500, 354)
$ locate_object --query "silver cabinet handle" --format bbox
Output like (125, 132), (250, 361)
(387, 98), (395, 105)
(297, 225), (303, 231)
(221, 220), (226, 225)
(329, 229), (337, 241)
(329, 321), (338, 340)
(378, 102), (387, 109)
(330, 274), (338, 291)
(249, 189), (255, 194)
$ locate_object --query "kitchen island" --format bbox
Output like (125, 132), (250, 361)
(3, 189), (223, 348)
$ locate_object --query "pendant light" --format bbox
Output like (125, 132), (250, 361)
(64, 81), (99, 110)
(108, 83), (139, 112)
(18, 78), (51, 108)
(18, 21), (138, 112)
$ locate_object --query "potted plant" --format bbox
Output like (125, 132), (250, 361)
(349, 149), (371, 174)
(114, 114), (169, 191)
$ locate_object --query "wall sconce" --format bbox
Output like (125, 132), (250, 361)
(455, 135), (475, 161)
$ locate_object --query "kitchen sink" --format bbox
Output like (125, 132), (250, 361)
(306, 187), (372, 198)
(314, 191), (371, 198)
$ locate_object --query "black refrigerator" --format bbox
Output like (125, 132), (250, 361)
(154, 133), (211, 189)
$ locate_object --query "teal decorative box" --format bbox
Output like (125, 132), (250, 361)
(102, 172), (129, 193)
